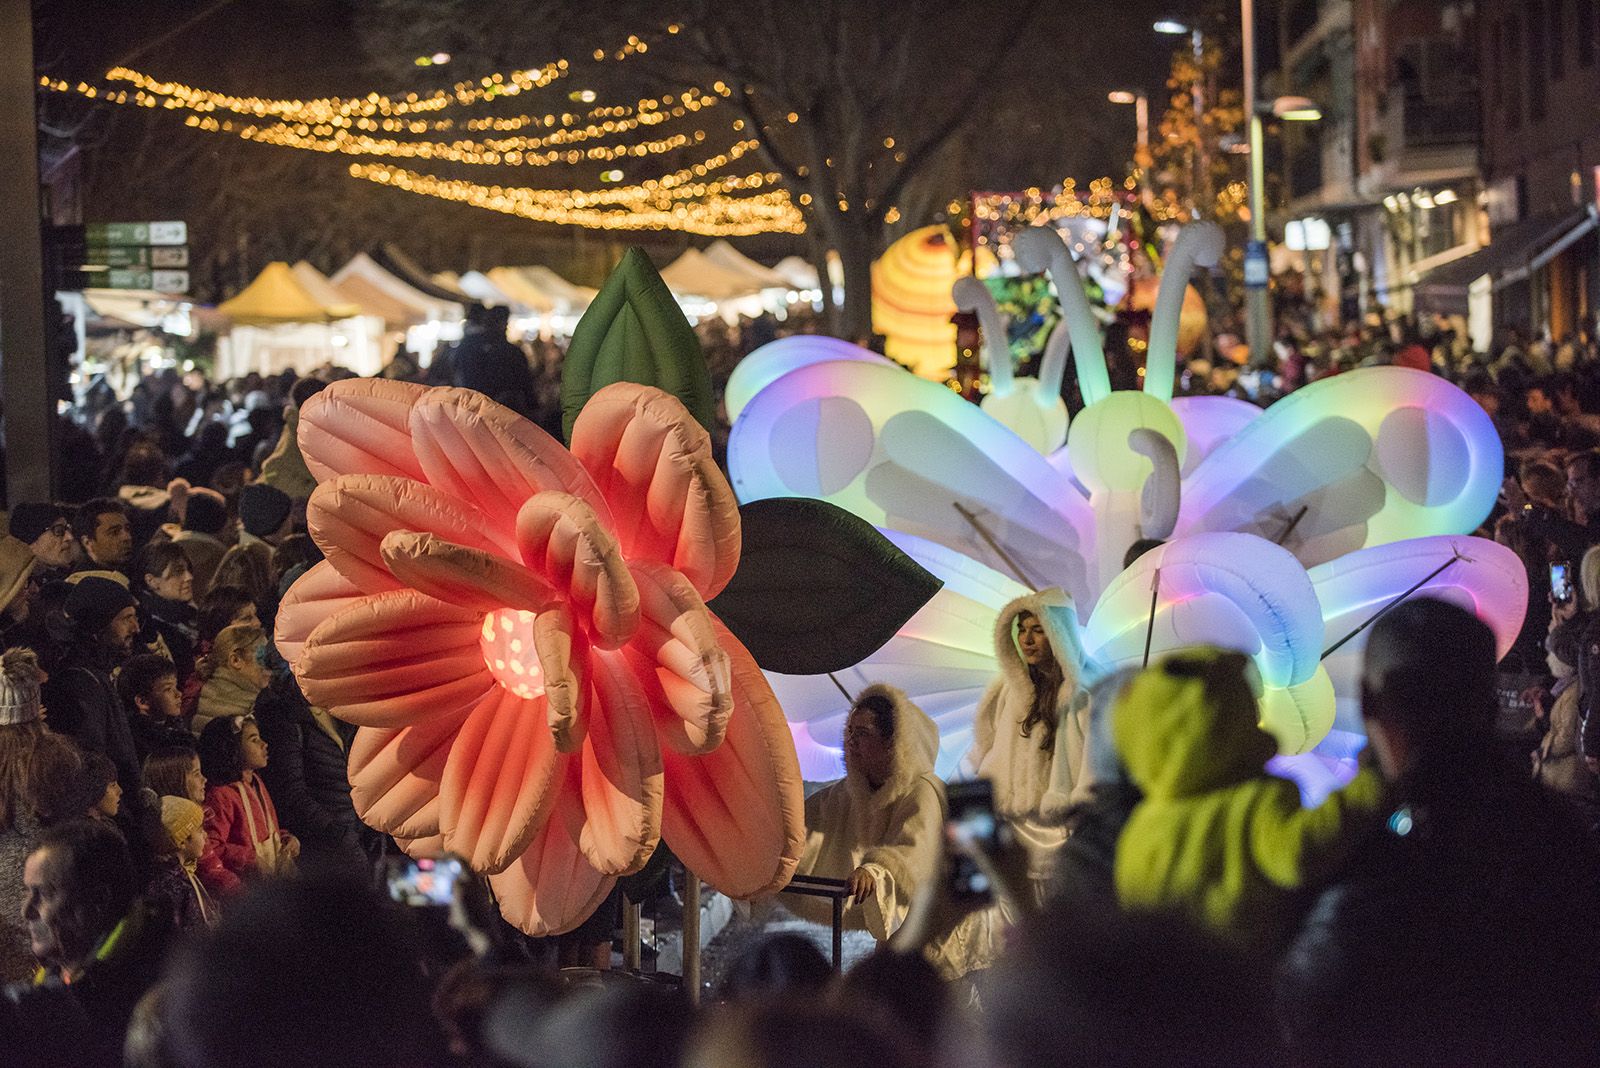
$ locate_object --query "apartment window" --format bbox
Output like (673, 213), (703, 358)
(1528, 5), (1548, 121)
(1552, 0), (1567, 79)
(1581, 0), (1597, 65)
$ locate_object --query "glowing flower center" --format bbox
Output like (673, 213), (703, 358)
(480, 609), (546, 699)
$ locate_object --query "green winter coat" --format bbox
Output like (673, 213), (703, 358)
(1112, 648), (1384, 953)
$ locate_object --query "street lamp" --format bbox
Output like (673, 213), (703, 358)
(1154, 18), (1210, 219)
(1108, 89), (1150, 156)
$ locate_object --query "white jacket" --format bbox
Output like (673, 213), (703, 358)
(792, 684), (945, 942)
(965, 589), (1090, 877)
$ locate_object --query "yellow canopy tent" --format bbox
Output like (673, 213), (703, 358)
(218, 261), (360, 324)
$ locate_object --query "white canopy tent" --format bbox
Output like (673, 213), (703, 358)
(331, 252), (465, 363)
(215, 261), (388, 378)
(703, 240), (792, 290)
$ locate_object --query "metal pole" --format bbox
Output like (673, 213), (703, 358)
(1243, 0), (1273, 366)
(622, 895), (642, 971)
(681, 867), (701, 1005)
(1135, 92), (1150, 155)
(0, 0), (57, 505)
(830, 895), (843, 971)
(1192, 28), (1212, 217)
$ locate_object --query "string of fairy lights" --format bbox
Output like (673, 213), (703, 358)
(38, 30), (807, 234)
(42, 28), (1197, 238)
(348, 164), (805, 235)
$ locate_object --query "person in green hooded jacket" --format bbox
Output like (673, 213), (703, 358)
(1112, 647), (1386, 956)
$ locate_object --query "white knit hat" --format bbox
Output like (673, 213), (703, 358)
(0, 648), (44, 726)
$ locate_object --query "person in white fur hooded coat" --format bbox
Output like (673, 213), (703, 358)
(966, 588), (1092, 894)
(791, 683), (945, 945)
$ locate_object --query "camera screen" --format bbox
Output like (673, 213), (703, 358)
(386, 856), (462, 907)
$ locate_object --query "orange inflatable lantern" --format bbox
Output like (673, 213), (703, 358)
(281, 379), (804, 935)
(872, 226), (996, 380)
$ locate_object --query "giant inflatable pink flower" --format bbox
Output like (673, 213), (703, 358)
(277, 378), (804, 934)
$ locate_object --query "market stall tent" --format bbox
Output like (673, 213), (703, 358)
(331, 252), (465, 363)
(216, 261), (386, 378)
(702, 240), (792, 290)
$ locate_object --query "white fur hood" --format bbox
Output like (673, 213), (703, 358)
(845, 683), (940, 803)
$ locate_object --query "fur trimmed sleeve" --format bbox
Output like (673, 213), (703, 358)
(964, 678), (1004, 777)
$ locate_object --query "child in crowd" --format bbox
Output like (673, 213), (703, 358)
(120, 653), (190, 762)
(142, 743), (206, 804)
(146, 794), (216, 931)
(73, 750), (123, 826)
(195, 713), (298, 894)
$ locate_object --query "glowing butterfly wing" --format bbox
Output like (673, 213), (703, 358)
(1169, 395), (1263, 477)
(1309, 534), (1529, 734)
(767, 530), (1027, 780)
(724, 336), (892, 423)
(1082, 532), (1336, 755)
(1174, 368), (1502, 568)
(728, 359), (1095, 609)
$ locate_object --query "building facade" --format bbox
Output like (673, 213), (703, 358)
(1271, 0), (1482, 326)
(1471, 0), (1600, 342)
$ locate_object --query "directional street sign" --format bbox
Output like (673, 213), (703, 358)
(83, 220), (187, 246)
(103, 268), (190, 293)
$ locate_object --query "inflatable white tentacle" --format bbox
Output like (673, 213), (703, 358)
(1036, 318), (1072, 404)
(1128, 427), (1180, 540)
(1145, 222), (1224, 403)
(952, 276), (1013, 394)
(1015, 227), (1110, 406)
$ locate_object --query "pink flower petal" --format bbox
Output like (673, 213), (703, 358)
(380, 531), (563, 614)
(307, 474), (505, 593)
(395, 833), (446, 860)
(488, 770), (617, 936)
(409, 387), (612, 541)
(570, 383), (742, 598)
(623, 560), (731, 755)
(438, 687), (563, 875)
(347, 705), (473, 840)
(296, 589), (492, 727)
(574, 649), (663, 876)
(275, 560), (366, 666)
(533, 605), (589, 753)
(515, 491), (640, 649)
(299, 378), (430, 485)
(655, 619), (805, 898)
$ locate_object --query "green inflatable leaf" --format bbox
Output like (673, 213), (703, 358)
(709, 498), (944, 675)
(561, 247), (714, 442)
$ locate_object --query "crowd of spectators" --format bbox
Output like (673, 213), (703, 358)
(0, 306), (1597, 1066)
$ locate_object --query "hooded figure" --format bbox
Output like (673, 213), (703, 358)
(966, 589), (1090, 885)
(792, 684), (944, 944)
(1113, 647), (1384, 955)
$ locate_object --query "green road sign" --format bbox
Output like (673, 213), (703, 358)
(84, 221), (187, 246)
(103, 268), (190, 293)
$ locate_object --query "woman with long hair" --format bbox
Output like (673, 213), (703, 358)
(0, 648), (83, 981)
(966, 591), (1090, 898)
(191, 624), (270, 737)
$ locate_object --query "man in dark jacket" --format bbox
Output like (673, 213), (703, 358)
(2, 820), (172, 1068)
(44, 577), (143, 802)
(453, 304), (536, 415)
(254, 661), (363, 866)
(1278, 599), (1600, 1067)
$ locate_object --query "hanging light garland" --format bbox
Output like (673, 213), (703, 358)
(90, 34), (651, 124)
(347, 163), (805, 235)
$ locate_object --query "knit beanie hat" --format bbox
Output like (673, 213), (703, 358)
(183, 489), (229, 536)
(7, 502), (68, 545)
(0, 648), (43, 726)
(238, 482), (292, 539)
(0, 535), (35, 617)
(161, 795), (205, 850)
(64, 574), (139, 636)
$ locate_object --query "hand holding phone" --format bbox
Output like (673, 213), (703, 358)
(385, 855), (465, 908)
(1551, 562), (1574, 605)
(944, 780), (1003, 905)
